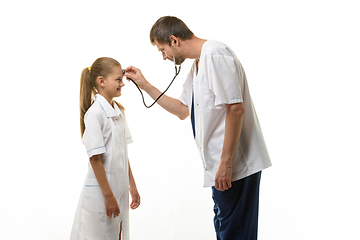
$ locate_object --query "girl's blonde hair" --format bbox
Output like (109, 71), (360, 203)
(79, 57), (124, 137)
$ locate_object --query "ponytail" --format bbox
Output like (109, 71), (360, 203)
(79, 67), (97, 137)
(114, 100), (124, 111)
(79, 57), (124, 137)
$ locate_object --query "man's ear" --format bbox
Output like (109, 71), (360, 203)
(170, 35), (179, 46)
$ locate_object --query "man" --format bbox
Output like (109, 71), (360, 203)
(125, 16), (272, 240)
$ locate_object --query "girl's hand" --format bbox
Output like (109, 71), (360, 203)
(104, 194), (120, 218)
(129, 186), (140, 210)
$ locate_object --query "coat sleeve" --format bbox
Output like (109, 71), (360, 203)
(205, 55), (244, 107)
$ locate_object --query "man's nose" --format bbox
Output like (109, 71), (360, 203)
(162, 52), (167, 60)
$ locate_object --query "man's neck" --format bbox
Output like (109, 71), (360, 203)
(182, 36), (207, 61)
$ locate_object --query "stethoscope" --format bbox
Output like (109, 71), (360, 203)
(123, 44), (181, 108)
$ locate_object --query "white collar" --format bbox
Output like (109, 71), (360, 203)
(94, 94), (122, 118)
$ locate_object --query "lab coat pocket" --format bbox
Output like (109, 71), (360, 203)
(83, 179), (105, 213)
(207, 141), (221, 172)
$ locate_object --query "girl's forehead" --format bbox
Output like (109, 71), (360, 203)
(113, 65), (122, 70)
(110, 66), (122, 74)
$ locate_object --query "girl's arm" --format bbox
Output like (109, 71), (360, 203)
(128, 160), (140, 210)
(90, 155), (120, 218)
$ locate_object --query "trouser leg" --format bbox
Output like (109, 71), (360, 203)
(212, 172), (262, 240)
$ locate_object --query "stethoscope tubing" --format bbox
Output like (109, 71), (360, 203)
(129, 65), (181, 108)
(128, 44), (181, 108)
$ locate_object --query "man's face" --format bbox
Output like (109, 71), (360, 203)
(154, 40), (185, 65)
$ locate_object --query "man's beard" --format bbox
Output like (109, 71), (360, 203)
(175, 55), (185, 65)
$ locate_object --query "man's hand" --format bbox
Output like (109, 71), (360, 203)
(214, 161), (232, 191)
(124, 66), (150, 90)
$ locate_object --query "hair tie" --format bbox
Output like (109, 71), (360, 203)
(88, 67), (91, 72)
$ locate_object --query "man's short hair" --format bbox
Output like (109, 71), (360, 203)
(150, 16), (194, 46)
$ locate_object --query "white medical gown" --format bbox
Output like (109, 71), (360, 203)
(70, 94), (133, 240)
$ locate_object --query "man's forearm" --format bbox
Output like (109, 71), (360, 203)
(125, 66), (189, 120)
(143, 83), (189, 120)
(220, 103), (245, 164)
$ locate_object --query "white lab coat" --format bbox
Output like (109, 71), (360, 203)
(71, 94), (133, 240)
(179, 40), (272, 187)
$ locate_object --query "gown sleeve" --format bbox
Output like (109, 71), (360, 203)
(82, 109), (106, 158)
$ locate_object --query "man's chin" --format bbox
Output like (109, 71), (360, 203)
(175, 58), (185, 65)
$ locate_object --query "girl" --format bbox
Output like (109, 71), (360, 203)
(71, 57), (140, 240)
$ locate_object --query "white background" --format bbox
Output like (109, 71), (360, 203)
(1, 0), (359, 239)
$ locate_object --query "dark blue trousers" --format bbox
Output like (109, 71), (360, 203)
(212, 171), (262, 240)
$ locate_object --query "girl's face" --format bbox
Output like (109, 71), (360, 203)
(102, 66), (125, 99)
